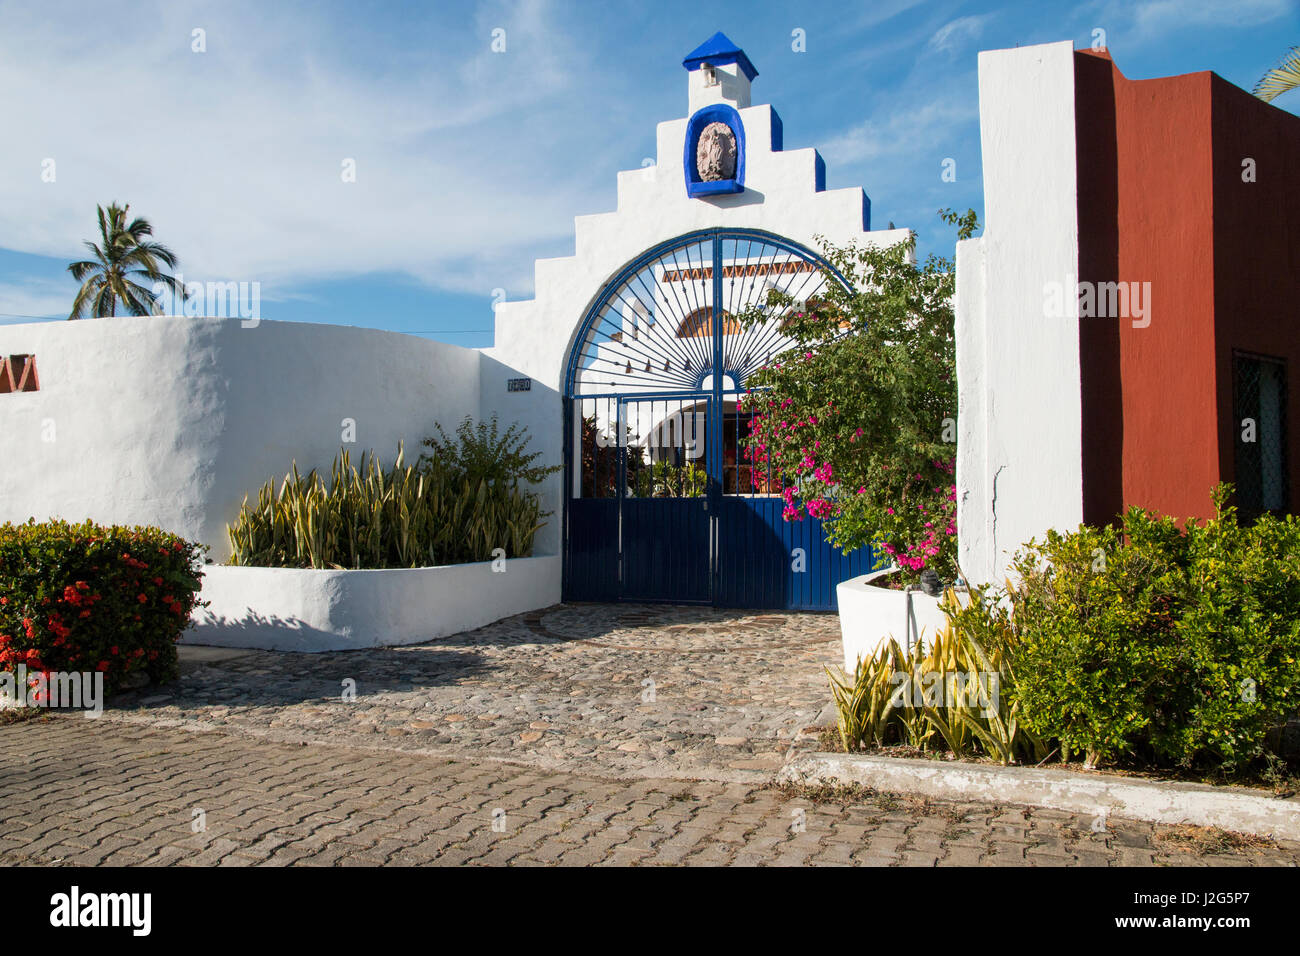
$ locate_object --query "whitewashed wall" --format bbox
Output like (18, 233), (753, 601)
(956, 41), (1085, 586)
(0, 315), (482, 562)
(190, 556), (560, 652)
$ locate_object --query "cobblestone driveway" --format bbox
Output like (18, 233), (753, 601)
(3, 604), (1297, 866)
(109, 604), (845, 782)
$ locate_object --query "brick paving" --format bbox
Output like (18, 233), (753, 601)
(2, 603), (1298, 866)
(2, 717), (1297, 866)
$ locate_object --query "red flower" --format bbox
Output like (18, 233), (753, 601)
(137, 594), (148, 604)
(96, 661), (109, 672)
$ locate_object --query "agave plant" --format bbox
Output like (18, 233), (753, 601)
(227, 437), (550, 570)
(826, 586), (1050, 765)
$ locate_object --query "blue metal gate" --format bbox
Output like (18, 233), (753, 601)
(562, 229), (879, 610)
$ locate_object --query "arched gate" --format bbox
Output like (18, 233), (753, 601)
(562, 228), (878, 609)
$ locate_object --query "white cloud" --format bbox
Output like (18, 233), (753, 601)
(1130, 0), (1291, 31)
(0, 277), (75, 322)
(0, 0), (615, 301)
(819, 97), (973, 166)
(927, 15), (992, 54)
(1088, 0), (1293, 50)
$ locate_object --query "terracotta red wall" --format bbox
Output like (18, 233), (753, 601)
(1210, 76), (1300, 507)
(1074, 51), (1298, 524)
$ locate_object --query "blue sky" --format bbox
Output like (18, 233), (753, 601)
(2, 0), (1297, 347)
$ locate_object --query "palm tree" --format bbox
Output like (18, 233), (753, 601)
(1255, 47), (1300, 103)
(67, 202), (183, 319)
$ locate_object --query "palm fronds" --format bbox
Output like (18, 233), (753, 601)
(1255, 46), (1300, 103)
(67, 202), (182, 319)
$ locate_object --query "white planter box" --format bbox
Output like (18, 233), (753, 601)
(836, 567), (958, 671)
(185, 555), (561, 652)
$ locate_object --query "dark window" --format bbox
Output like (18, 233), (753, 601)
(1233, 351), (1289, 517)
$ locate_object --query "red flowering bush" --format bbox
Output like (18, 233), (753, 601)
(738, 210), (977, 583)
(0, 519), (206, 696)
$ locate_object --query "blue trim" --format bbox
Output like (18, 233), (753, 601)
(814, 152), (826, 192)
(769, 108), (783, 151)
(682, 32), (757, 81)
(684, 104), (745, 198)
(862, 191), (872, 231)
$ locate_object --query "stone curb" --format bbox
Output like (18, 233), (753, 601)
(779, 752), (1300, 840)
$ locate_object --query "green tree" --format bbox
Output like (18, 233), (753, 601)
(67, 202), (182, 319)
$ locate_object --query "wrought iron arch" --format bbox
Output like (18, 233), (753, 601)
(563, 228), (849, 400)
(561, 228), (865, 609)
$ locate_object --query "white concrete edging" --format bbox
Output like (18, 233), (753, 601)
(836, 568), (954, 671)
(185, 555), (561, 652)
(779, 752), (1300, 840)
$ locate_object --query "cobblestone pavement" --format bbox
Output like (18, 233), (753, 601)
(4, 717), (1297, 866)
(106, 604), (845, 782)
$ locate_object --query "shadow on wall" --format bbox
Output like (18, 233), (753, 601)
(1075, 50), (1124, 528)
(187, 610), (358, 653)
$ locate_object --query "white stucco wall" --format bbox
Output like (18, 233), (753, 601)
(956, 41), (1085, 586)
(0, 315), (482, 562)
(189, 556), (560, 652)
(482, 91), (908, 560)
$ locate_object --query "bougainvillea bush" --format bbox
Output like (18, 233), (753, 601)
(0, 520), (206, 697)
(739, 210), (977, 583)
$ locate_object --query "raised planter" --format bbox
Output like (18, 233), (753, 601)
(835, 567), (960, 671)
(186, 555), (561, 652)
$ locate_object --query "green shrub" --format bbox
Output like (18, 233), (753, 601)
(1008, 486), (1300, 771)
(827, 588), (1048, 765)
(228, 419), (557, 569)
(0, 519), (206, 695)
(632, 460), (707, 498)
(418, 415), (557, 487)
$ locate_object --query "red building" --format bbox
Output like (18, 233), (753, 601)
(1076, 48), (1300, 526)
(958, 42), (1300, 584)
